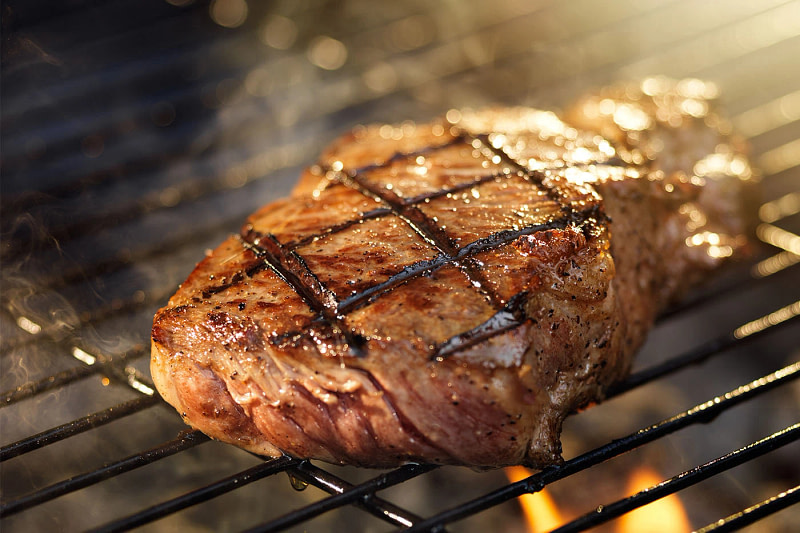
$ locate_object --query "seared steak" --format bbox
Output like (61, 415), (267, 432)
(151, 78), (753, 468)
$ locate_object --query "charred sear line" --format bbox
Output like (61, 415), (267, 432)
(339, 132), (465, 177)
(397, 204), (459, 254)
(200, 256), (270, 299)
(285, 207), (393, 250)
(453, 206), (604, 259)
(458, 259), (506, 309)
(433, 293), (530, 360)
(337, 204), (603, 316)
(324, 149), (510, 313)
(323, 163), (460, 256)
(336, 255), (444, 314)
(239, 229), (365, 357)
(468, 132), (591, 216)
(402, 169), (511, 206)
(240, 229), (330, 314)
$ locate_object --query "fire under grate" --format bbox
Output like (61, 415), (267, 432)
(1, 0), (799, 531)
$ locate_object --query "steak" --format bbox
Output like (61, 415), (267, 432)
(151, 78), (754, 468)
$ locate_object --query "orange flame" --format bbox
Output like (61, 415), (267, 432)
(507, 465), (692, 533)
(616, 467), (691, 533)
(506, 466), (563, 533)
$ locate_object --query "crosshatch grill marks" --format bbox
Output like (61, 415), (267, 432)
(325, 141), (512, 312)
(333, 204), (606, 338)
(340, 133), (466, 179)
(239, 228), (367, 356)
(301, 128), (610, 359)
(284, 207), (392, 249)
(294, 215), (441, 302)
(466, 132), (576, 213)
(218, 123), (610, 361)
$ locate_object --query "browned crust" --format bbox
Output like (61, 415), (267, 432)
(151, 80), (752, 468)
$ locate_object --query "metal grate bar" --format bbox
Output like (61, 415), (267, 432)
(88, 455), (298, 533)
(0, 395), (161, 461)
(1, 346), (147, 404)
(694, 484), (800, 533)
(404, 362), (800, 532)
(247, 463), (437, 532)
(0, 430), (209, 517)
(0, 134), (314, 264)
(7, 1), (785, 257)
(284, 461), (427, 529)
(30, 215), (242, 294)
(2, 1), (798, 530)
(2, 287), (168, 353)
(609, 301), (800, 396)
(1, 299), (793, 527)
(656, 261), (799, 322)
(551, 423), (800, 532)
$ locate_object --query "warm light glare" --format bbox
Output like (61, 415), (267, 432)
(758, 138), (800, 175)
(16, 316), (42, 335)
(757, 223), (800, 255)
(307, 36), (348, 70)
(210, 0), (248, 28)
(732, 89), (800, 138)
(363, 62), (398, 94)
(616, 468), (691, 533)
(506, 466), (564, 533)
(734, 300), (800, 339)
(753, 251), (800, 278)
(260, 15), (297, 50)
(759, 191), (800, 223)
(72, 346), (97, 366)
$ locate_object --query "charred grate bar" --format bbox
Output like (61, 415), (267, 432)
(404, 363), (800, 532)
(90, 456), (299, 533)
(1, 431), (209, 517)
(244, 463), (437, 532)
(550, 423), (800, 533)
(2, 0), (799, 531)
(0, 396), (160, 461)
(694, 485), (800, 533)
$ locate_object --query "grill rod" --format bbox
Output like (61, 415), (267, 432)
(89, 456), (298, 533)
(1, 1), (792, 528)
(551, 423), (800, 533)
(403, 362), (800, 532)
(2, 345), (796, 530)
(0, 396), (159, 461)
(4, 1), (797, 262)
(0, 430), (209, 516)
(695, 484), (800, 533)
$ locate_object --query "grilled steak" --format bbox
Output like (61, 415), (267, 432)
(151, 78), (754, 468)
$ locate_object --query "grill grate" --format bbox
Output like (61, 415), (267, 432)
(2, 0), (799, 531)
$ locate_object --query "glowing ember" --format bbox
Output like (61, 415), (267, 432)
(616, 467), (691, 533)
(506, 466), (563, 533)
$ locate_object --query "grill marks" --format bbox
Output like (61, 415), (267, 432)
(329, 155), (508, 312)
(209, 129), (605, 359)
(239, 229), (367, 356)
(473, 132), (588, 219)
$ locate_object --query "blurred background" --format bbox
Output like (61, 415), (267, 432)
(1, 0), (799, 531)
